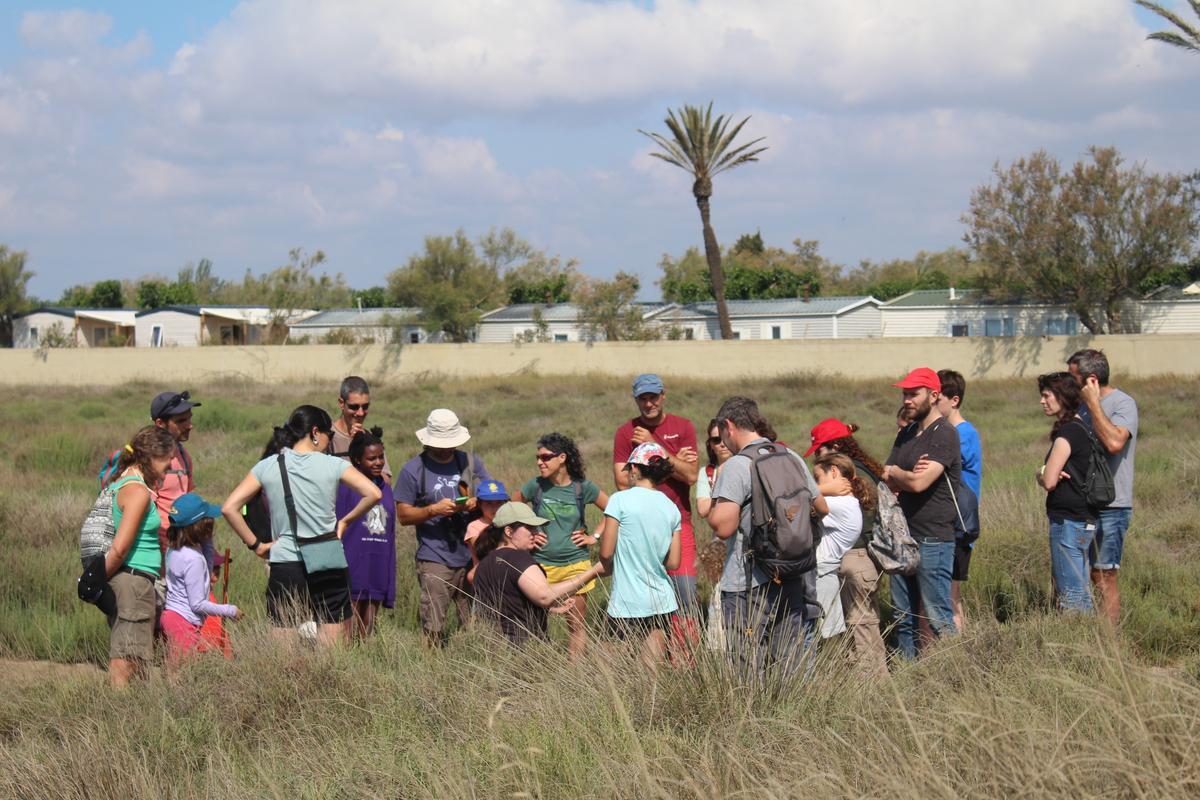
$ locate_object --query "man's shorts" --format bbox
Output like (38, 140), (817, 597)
(107, 570), (157, 661)
(1090, 507), (1133, 571)
(952, 540), (973, 581)
(266, 561), (351, 626)
(542, 559), (597, 594)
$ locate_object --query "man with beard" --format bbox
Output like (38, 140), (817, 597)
(883, 368), (962, 659)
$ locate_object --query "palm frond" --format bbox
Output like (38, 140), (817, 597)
(1149, 30), (1200, 50)
(1135, 0), (1200, 50)
(638, 101), (767, 180)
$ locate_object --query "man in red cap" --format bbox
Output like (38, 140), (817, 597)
(882, 367), (963, 658)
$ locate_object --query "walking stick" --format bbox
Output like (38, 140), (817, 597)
(222, 547), (231, 604)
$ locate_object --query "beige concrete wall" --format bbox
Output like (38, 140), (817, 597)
(2, 334), (1197, 386)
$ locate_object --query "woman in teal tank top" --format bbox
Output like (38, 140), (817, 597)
(103, 426), (177, 688)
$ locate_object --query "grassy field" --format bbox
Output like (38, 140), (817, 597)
(1, 373), (1198, 798)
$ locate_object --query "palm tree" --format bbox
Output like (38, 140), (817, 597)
(640, 103), (767, 339)
(1135, 1), (1200, 53)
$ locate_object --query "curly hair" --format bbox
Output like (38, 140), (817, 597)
(1038, 371), (1082, 439)
(537, 432), (585, 480)
(814, 452), (875, 514)
(819, 424), (885, 482)
(348, 426), (385, 466)
(117, 426), (177, 487)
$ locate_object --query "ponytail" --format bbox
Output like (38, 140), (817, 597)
(261, 404), (334, 458)
(473, 524), (507, 563)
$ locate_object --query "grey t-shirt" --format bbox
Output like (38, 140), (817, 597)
(711, 438), (820, 593)
(251, 449), (350, 564)
(1083, 389), (1138, 508)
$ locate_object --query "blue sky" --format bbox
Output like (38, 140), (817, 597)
(1, 1), (1197, 301)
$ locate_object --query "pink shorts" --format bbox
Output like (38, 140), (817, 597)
(160, 609), (203, 665)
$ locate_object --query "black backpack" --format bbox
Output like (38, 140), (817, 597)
(530, 479), (589, 533)
(1073, 420), (1116, 508)
(741, 442), (816, 582)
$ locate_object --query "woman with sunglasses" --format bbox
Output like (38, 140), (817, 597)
(513, 432), (609, 659)
(1036, 371), (1098, 613)
(696, 418), (733, 650)
(472, 502), (605, 646)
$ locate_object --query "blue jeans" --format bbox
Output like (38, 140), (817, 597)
(890, 538), (957, 659)
(1049, 517), (1096, 612)
(721, 578), (817, 681)
(1089, 508), (1132, 571)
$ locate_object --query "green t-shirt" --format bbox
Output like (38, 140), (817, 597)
(110, 475), (163, 577)
(521, 476), (601, 567)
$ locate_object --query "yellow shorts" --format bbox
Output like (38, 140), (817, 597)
(542, 559), (597, 595)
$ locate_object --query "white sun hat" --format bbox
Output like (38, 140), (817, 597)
(416, 408), (471, 448)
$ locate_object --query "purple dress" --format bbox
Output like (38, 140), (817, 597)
(337, 478), (397, 606)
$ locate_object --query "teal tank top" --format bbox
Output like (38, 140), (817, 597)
(110, 475), (163, 576)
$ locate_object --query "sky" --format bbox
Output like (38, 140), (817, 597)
(0, 0), (1197, 301)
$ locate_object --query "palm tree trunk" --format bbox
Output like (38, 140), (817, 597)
(695, 193), (733, 340)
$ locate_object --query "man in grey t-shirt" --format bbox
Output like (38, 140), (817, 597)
(708, 396), (826, 679)
(1069, 348), (1138, 627)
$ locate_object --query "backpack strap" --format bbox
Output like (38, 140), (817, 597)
(276, 452), (300, 537)
(574, 480), (587, 533)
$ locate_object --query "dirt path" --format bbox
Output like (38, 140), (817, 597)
(0, 658), (104, 687)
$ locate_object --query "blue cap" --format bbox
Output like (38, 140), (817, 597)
(477, 480), (510, 501)
(169, 493), (222, 527)
(631, 373), (665, 398)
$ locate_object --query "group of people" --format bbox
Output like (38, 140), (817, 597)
(89, 348), (1138, 686)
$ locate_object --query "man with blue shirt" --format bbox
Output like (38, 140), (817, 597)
(395, 408), (493, 646)
(1068, 349), (1138, 627)
(937, 369), (982, 634)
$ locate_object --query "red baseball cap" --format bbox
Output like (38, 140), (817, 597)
(893, 367), (941, 392)
(804, 418), (853, 457)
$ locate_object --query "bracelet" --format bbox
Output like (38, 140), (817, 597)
(246, 539), (260, 551)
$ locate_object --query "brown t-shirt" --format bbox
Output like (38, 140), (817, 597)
(330, 422), (392, 482)
(473, 548), (548, 645)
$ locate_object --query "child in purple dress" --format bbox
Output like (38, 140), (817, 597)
(337, 427), (397, 639)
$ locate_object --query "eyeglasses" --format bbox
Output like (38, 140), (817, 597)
(708, 436), (724, 444)
(536, 452), (561, 462)
(345, 402), (369, 412)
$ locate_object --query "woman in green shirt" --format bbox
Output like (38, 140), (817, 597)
(104, 426), (177, 687)
(513, 432), (608, 660)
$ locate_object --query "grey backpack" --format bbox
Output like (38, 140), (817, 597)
(867, 479), (920, 575)
(79, 485), (116, 568)
(742, 442), (817, 582)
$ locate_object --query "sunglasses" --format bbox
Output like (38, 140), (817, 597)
(345, 402), (369, 412)
(708, 436), (724, 444)
(536, 452), (561, 462)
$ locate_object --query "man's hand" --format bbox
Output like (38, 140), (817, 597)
(912, 455), (931, 473)
(428, 498), (458, 517)
(349, 419), (365, 436)
(1080, 375), (1102, 408)
(631, 426), (654, 445)
(677, 446), (698, 464)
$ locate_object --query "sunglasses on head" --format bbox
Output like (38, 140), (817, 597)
(345, 402), (369, 412)
(536, 452), (561, 462)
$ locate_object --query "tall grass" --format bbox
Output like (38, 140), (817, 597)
(0, 374), (1198, 797)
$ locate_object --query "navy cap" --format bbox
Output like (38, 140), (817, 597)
(169, 493), (222, 528)
(631, 374), (665, 398)
(151, 390), (200, 421)
(477, 480), (511, 501)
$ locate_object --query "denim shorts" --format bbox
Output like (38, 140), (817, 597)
(1089, 508), (1132, 571)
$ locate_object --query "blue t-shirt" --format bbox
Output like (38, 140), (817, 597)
(956, 419), (983, 499)
(603, 486), (681, 619)
(394, 450), (492, 568)
(250, 449), (349, 565)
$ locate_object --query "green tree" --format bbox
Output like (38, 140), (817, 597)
(176, 259), (222, 303)
(478, 227), (579, 305)
(58, 285), (91, 307)
(658, 237), (825, 303)
(386, 231), (504, 342)
(574, 271), (659, 341)
(219, 249), (352, 313)
(88, 280), (124, 308)
(1136, 1), (1200, 53)
(352, 286), (387, 308)
(0, 246), (34, 347)
(964, 147), (1200, 333)
(640, 103), (767, 339)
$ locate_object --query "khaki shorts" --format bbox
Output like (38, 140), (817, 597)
(542, 559), (597, 594)
(107, 571), (156, 661)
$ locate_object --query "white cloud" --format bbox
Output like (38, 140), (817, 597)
(20, 10), (113, 51)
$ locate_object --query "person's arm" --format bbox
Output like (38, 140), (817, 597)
(220, 472), (272, 559)
(695, 466), (713, 518)
(885, 459), (946, 493)
(335, 466), (384, 539)
(1038, 437), (1073, 491)
(598, 514), (619, 573)
(182, 554), (240, 619)
(664, 527), (682, 571)
(517, 561), (604, 608)
(670, 421), (700, 485)
(612, 463), (631, 491)
(709, 499), (740, 540)
(396, 498), (458, 526)
(571, 487), (610, 547)
(104, 482), (153, 577)
(1081, 379), (1132, 455)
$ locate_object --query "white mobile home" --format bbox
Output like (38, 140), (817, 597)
(476, 303), (679, 343)
(287, 307), (433, 344)
(1136, 283), (1200, 334)
(135, 306), (317, 347)
(663, 296), (882, 340)
(13, 307), (137, 348)
(880, 289), (1080, 338)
